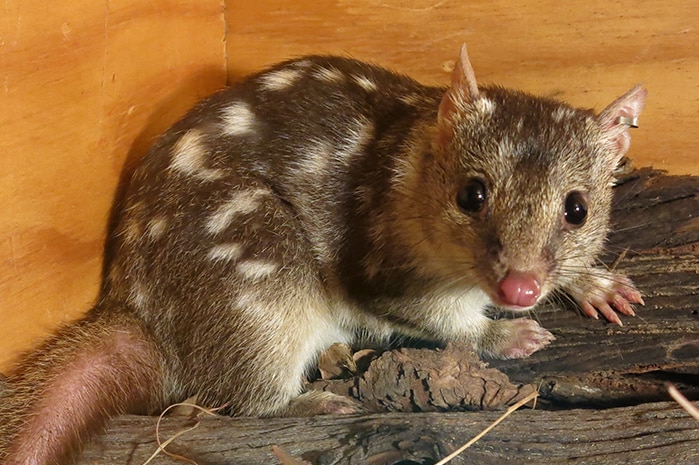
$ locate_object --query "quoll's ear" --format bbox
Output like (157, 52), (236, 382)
(437, 43), (480, 148)
(597, 85), (647, 166)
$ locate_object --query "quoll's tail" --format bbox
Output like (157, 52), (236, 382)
(0, 304), (165, 465)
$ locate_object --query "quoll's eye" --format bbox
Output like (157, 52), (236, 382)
(564, 191), (588, 226)
(457, 179), (487, 214)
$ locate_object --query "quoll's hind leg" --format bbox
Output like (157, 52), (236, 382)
(281, 390), (363, 416)
(0, 307), (166, 465)
(163, 177), (361, 418)
(184, 261), (363, 418)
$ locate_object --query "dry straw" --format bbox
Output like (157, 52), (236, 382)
(142, 402), (226, 465)
(433, 390), (538, 465)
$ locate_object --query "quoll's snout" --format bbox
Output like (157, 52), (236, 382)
(497, 270), (542, 308)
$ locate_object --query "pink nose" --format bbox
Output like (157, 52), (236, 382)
(498, 270), (541, 308)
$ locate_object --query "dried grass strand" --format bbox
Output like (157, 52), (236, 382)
(434, 390), (539, 465)
(141, 402), (224, 465)
(667, 384), (699, 421)
(610, 247), (629, 271)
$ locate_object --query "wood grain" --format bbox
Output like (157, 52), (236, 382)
(0, 0), (226, 371)
(226, 0), (699, 175)
(78, 402), (699, 464)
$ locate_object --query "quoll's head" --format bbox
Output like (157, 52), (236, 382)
(414, 44), (646, 310)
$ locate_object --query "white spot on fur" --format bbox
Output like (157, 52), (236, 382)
(146, 217), (168, 240)
(233, 291), (270, 323)
(129, 283), (149, 309)
(237, 260), (279, 281)
(353, 74), (377, 92)
(206, 188), (270, 234)
(260, 68), (304, 91)
(475, 97), (495, 115)
(296, 138), (332, 176)
(221, 102), (256, 137)
(336, 117), (374, 164)
(208, 243), (244, 262)
(399, 93), (422, 106)
(120, 201), (144, 243)
(313, 66), (344, 83)
(497, 136), (516, 159)
(170, 129), (225, 181)
(292, 59), (313, 69)
(170, 129), (206, 174)
(552, 106), (573, 123)
(122, 218), (142, 243)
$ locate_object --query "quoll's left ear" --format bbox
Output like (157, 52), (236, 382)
(437, 43), (481, 149)
(597, 85), (648, 166)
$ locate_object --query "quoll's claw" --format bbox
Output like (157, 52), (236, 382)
(617, 284), (645, 306)
(612, 294), (635, 316)
(575, 273), (643, 326)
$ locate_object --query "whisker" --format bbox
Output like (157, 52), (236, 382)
(609, 222), (653, 233)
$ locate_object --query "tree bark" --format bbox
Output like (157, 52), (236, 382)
(71, 169), (699, 464)
(80, 402), (698, 464)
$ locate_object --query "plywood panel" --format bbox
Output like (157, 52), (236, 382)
(226, 0), (698, 175)
(0, 0), (226, 371)
(1, 0), (696, 373)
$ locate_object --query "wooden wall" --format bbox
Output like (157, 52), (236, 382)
(0, 0), (226, 371)
(227, 0), (699, 174)
(0, 0), (697, 371)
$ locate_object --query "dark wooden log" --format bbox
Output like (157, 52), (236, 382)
(79, 402), (698, 464)
(53, 169), (699, 463)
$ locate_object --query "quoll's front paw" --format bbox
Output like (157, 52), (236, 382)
(485, 318), (555, 359)
(502, 318), (556, 359)
(571, 272), (644, 326)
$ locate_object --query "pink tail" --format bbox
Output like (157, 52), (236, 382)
(0, 309), (165, 465)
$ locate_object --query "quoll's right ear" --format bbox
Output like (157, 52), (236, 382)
(597, 85), (648, 168)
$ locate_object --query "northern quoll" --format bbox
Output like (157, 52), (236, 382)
(0, 44), (645, 464)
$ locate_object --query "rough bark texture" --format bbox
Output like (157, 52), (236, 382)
(81, 402), (698, 464)
(24, 169), (699, 463)
(310, 343), (537, 413)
